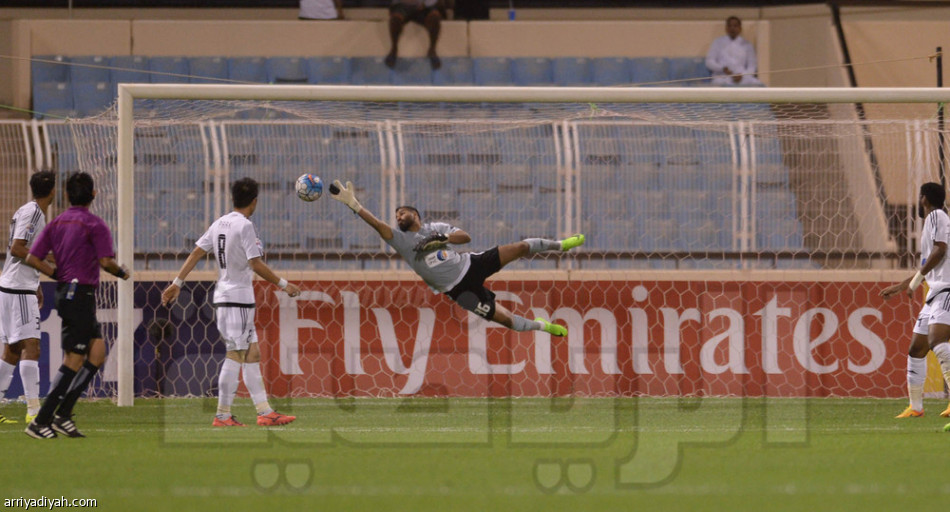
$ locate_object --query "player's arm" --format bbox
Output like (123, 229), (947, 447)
(329, 179), (394, 240)
(161, 246), (207, 306)
(99, 256), (130, 280)
(447, 229), (471, 245)
(248, 257), (301, 297)
(883, 241), (948, 299)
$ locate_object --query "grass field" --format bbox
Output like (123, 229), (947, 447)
(1, 397), (949, 511)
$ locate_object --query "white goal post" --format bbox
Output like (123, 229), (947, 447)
(115, 84), (950, 406)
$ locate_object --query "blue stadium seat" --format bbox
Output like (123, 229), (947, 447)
(552, 57), (591, 86)
(629, 57), (670, 86)
(694, 130), (735, 164)
(636, 218), (679, 251)
(473, 58), (512, 86)
(189, 57), (229, 84)
(33, 81), (74, 118)
(351, 57), (392, 85)
(755, 137), (784, 165)
(307, 57), (351, 84)
(680, 220), (724, 251)
(663, 165), (706, 190)
(110, 56), (151, 85)
(668, 57), (710, 86)
(266, 57), (308, 84)
(433, 57), (474, 85)
(228, 57), (267, 83)
(628, 190), (668, 219)
(757, 219), (805, 250)
(701, 164), (734, 190)
(595, 219), (637, 251)
(511, 58), (553, 86)
(755, 189), (798, 220)
(69, 56), (111, 84)
(306, 220), (344, 251)
(149, 57), (189, 83)
(73, 81), (113, 117)
(591, 58), (630, 86)
(392, 57), (433, 85)
(32, 55), (69, 83)
(756, 164), (790, 185)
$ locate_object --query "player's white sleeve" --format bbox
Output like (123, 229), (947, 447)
(195, 225), (213, 252)
(11, 207), (32, 242)
(432, 222), (458, 236)
(935, 211), (950, 244)
(241, 221), (263, 260)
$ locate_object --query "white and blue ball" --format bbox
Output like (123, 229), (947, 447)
(295, 173), (323, 202)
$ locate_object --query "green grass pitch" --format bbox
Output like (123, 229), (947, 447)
(0, 397), (948, 511)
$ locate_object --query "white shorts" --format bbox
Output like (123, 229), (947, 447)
(215, 306), (258, 352)
(0, 291), (40, 345)
(913, 294), (950, 335)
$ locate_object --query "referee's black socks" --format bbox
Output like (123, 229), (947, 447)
(33, 365), (77, 425)
(57, 361), (100, 419)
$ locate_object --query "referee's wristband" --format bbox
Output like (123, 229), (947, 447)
(909, 271), (925, 291)
(115, 268), (129, 280)
(278, 278), (289, 290)
(172, 277), (184, 287)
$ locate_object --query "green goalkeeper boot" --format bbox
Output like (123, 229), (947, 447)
(560, 234), (585, 252)
(536, 318), (567, 337)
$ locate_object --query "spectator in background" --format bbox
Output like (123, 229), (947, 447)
(705, 16), (763, 86)
(385, 0), (446, 70)
(299, 0), (344, 20)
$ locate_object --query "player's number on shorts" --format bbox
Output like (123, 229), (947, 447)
(216, 234), (227, 269)
(474, 302), (491, 318)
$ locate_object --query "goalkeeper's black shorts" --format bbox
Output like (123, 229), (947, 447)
(446, 247), (502, 320)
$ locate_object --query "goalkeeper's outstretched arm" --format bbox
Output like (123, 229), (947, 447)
(329, 179), (393, 240)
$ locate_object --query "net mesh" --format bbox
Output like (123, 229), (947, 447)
(7, 93), (949, 399)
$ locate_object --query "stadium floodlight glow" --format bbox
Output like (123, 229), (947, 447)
(113, 84), (950, 407)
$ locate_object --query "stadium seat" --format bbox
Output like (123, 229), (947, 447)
(266, 57), (308, 84)
(757, 218), (805, 250)
(755, 189), (798, 220)
(663, 164), (706, 190)
(110, 56), (151, 85)
(69, 56), (111, 84)
(73, 81), (113, 117)
(306, 220), (344, 251)
(615, 126), (663, 166)
(680, 220), (724, 251)
(493, 164), (535, 193)
(473, 58), (512, 86)
(351, 57), (392, 85)
(189, 57), (229, 84)
(755, 137), (785, 165)
(628, 190), (669, 219)
(511, 57), (553, 86)
(701, 164), (734, 190)
(432, 57), (474, 85)
(149, 57), (190, 83)
(595, 219), (637, 251)
(591, 58), (631, 86)
(228, 57), (267, 83)
(668, 57), (710, 86)
(756, 164), (790, 185)
(694, 130), (735, 164)
(391, 58), (433, 85)
(630, 57), (670, 86)
(32, 55), (69, 83)
(306, 56), (351, 84)
(32, 81), (74, 118)
(552, 57), (592, 86)
(637, 218), (679, 251)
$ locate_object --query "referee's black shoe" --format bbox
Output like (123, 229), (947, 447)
(25, 421), (57, 439)
(51, 415), (85, 438)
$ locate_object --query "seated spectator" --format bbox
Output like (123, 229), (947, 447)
(705, 16), (763, 86)
(386, 0), (446, 70)
(299, 0), (343, 20)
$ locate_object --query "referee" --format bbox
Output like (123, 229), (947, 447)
(23, 172), (130, 439)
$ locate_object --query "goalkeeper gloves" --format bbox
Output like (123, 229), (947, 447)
(414, 232), (449, 253)
(329, 179), (362, 213)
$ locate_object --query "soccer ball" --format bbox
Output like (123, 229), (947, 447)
(295, 173), (323, 202)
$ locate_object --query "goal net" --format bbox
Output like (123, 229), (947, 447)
(49, 85), (950, 405)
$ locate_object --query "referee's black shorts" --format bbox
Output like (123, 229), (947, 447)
(446, 247), (502, 320)
(55, 283), (102, 355)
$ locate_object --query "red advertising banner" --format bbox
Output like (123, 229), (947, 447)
(253, 280), (913, 398)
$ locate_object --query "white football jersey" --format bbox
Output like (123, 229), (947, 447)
(0, 201), (45, 291)
(195, 211), (263, 305)
(921, 208), (950, 300)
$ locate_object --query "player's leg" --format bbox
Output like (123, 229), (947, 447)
(18, 338), (40, 423)
(422, 8), (442, 69)
(497, 234), (586, 268)
(52, 331), (106, 437)
(897, 330), (929, 418)
(385, 6), (409, 68)
(244, 340), (295, 426)
(213, 307), (248, 427)
(0, 343), (21, 424)
(490, 305), (567, 337)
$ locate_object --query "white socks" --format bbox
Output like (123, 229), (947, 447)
(216, 358), (241, 418)
(525, 238), (561, 254)
(510, 315), (543, 332)
(907, 356), (926, 411)
(19, 360), (40, 416)
(242, 362), (273, 415)
(0, 360), (15, 396)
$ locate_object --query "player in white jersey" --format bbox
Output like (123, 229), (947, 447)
(0, 171), (55, 424)
(328, 180), (584, 336)
(882, 182), (950, 419)
(161, 178), (301, 427)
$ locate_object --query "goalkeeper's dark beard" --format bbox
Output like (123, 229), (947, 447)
(398, 218), (413, 231)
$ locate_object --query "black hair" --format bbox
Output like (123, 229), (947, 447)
(30, 170), (56, 199)
(921, 182), (946, 209)
(66, 172), (94, 206)
(727, 15), (741, 25)
(232, 177), (259, 209)
(395, 205), (420, 218)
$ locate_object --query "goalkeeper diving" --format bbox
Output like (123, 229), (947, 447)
(328, 180), (583, 336)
